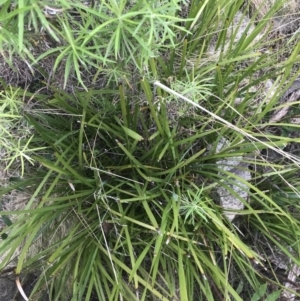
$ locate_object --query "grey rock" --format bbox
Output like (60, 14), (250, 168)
(214, 138), (252, 221)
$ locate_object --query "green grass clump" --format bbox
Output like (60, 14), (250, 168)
(1, 0), (300, 300)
